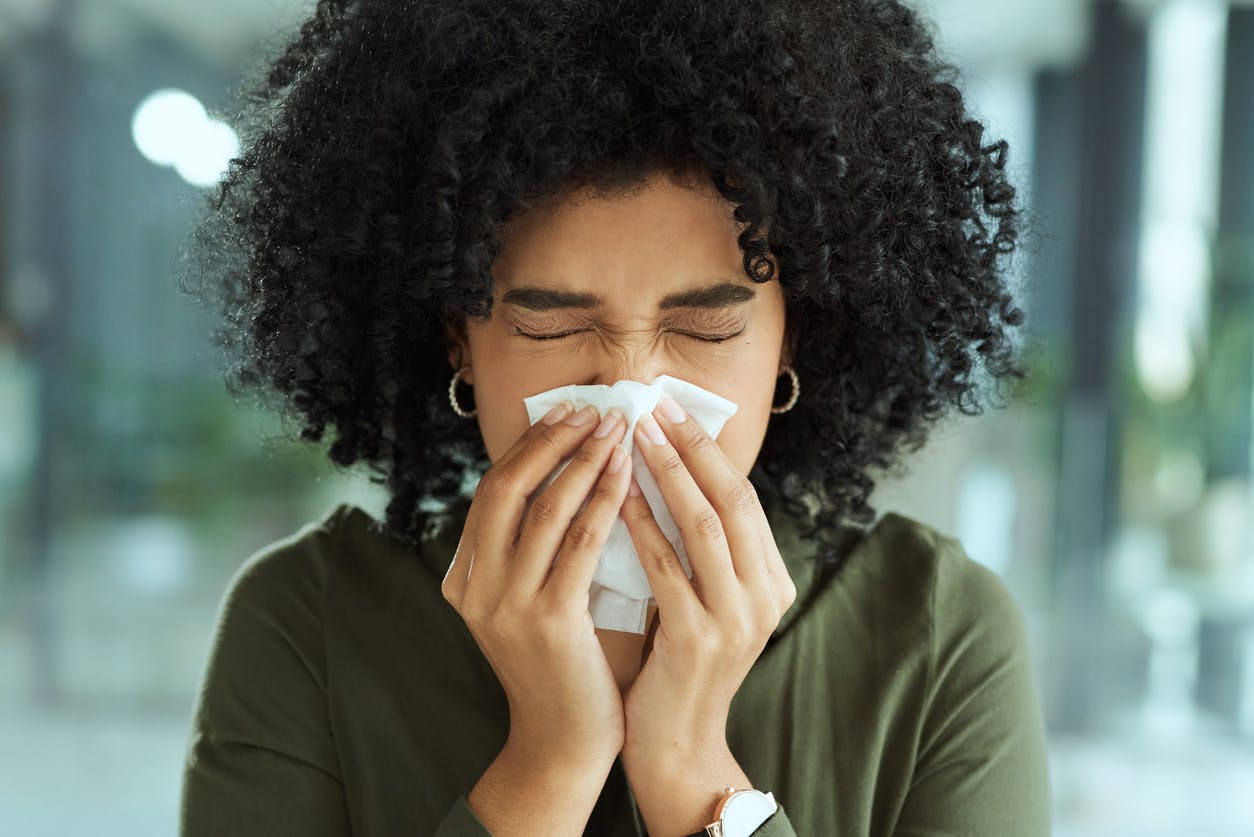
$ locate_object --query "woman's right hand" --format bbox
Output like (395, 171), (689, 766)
(440, 401), (632, 766)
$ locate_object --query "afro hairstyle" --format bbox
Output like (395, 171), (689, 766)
(179, 0), (1034, 570)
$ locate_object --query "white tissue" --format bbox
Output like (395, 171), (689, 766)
(522, 374), (738, 634)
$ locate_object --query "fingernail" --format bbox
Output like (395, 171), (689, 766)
(656, 395), (686, 424)
(607, 444), (628, 473)
(564, 405), (597, 426)
(628, 475), (642, 496)
(637, 413), (667, 446)
(541, 401), (573, 425)
(593, 409), (623, 439)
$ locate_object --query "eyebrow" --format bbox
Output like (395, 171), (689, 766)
(500, 280), (756, 312)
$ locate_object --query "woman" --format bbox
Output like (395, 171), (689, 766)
(177, 0), (1051, 835)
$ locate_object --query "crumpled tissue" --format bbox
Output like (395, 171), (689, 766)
(522, 374), (738, 634)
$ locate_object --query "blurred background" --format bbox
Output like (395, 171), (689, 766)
(1, 0), (1252, 833)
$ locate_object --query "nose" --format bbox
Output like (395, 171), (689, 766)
(589, 345), (670, 388)
(591, 366), (667, 388)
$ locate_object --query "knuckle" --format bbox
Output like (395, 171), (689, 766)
(756, 608), (782, 636)
(570, 443), (600, 467)
(475, 468), (511, 504)
(527, 496), (562, 526)
(532, 607), (571, 644)
(439, 562), (459, 602)
(727, 618), (757, 649)
(693, 508), (724, 540)
(692, 627), (722, 655)
(564, 520), (598, 551)
(648, 543), (683, 577)
(461, 596), (491, 627)
(659, 450), (686, 475)
(686, 426), (716, 451)
(534, 423), (569, 452)
(591, 476), (619, 503)
(723, 477), (761, 516)
(781, 578), (798, 608)
(624, 499), (655, 524)
(440, 573), (456, 604)
(488, 599), (528, 635)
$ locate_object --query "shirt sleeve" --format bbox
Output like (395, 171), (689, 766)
(750, 801), (798, 835)
(892, 533), (1053, 836)
(179, 531), (351, 836)
(682, 800), (798, 837)
(432, 793), (495, 835)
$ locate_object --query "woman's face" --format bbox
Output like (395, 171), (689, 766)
(444, 170), (793, 476)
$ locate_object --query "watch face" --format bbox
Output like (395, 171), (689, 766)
(722, 791), (777, 834)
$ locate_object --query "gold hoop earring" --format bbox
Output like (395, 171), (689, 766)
(448, 366), (476, 418)
(770, 365), (800, 414)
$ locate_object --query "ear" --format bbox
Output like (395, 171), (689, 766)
(443, 316), (474, 385)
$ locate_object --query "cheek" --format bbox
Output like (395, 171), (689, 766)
(716, 396), (773, 475)
(478, 410), (536, 464)
(717, 421), (763, 476)
(463, 370), (536, 464)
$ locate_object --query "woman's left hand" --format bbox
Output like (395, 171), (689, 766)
(618, 394), (797, 769)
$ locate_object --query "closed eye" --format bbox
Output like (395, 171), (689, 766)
(512, 327), (745, 344)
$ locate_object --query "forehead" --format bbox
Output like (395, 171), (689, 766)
(491, 172), (759, 310)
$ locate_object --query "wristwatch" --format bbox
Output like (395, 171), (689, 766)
(684, 786), (778, 837)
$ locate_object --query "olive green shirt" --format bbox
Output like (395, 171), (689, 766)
(179, 493), (1051, 835)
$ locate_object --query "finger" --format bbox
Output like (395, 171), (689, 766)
(470, 403), (603, 595)
(493, 399), (578, 470)
(618, 476), (703, 626)
(512, 409), (628, 595)
(633, 412), (740, 603)
(440, 495), (485, 608)
(544, 438), (634, 607)
(650, 396), (772, 589)
(445, 397), (578, 605)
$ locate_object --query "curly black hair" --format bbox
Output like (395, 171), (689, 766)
(178, 0), (1035, 570)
